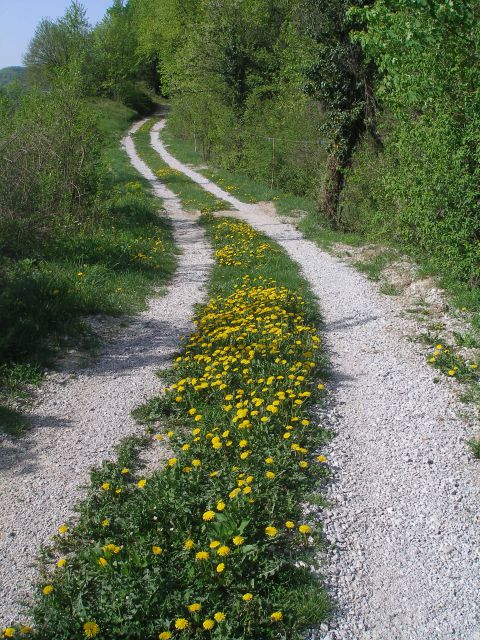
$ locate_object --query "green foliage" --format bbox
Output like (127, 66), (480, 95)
(24, 2), (92, 86)
(341, 0), (480, 284)
(0, 71), (102, 238)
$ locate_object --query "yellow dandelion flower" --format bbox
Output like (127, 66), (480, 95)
(101, 483), (110, 491)
(137, 479), (147, 489)
(152, 546), (163, 555)
(42, 585), (54, 595)
(58, 524), (69, 534)
(159, 633), (172, 640)
(56, 558), (67, 568)
(203, 619), (215, 630)
(216, 562), (225, 573)
(83, 621), (100, 638)
(214, 612), (225, 623)
(217, 545), (230, 556)
(203, 510), (216, 521)
(188, 603), (202, 612)
(101, 518), (110, 527)
(3, 628), (15, 638)
(242, 592), (253, 602)
(271, 611), (283, 622)
(184, 539), (195, 549)
(232, 535), (245, 546)
(175, 618), (189, 630)
(216, 501), (225, 511)
(285, 521), (295, 529)
(299, 524), (312, 534)
(195, 551), (209, 561)
(265, 526), (278, 537)
(98, 557), (108, 567)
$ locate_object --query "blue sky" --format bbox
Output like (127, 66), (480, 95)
(0, 1), (113, 68)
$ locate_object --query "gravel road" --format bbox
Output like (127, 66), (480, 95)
(150, 118), (480, 640)
(0, 120), (213, 626)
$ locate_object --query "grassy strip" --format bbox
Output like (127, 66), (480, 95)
(0, 101), (176, 434)
(133, 120), (230, 214)
(15, 216), (331, 639)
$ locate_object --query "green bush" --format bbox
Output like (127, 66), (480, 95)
(0, 74), (102, 239)
(344, 1), (480, 285)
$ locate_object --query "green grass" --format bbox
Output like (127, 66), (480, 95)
(468, 437), (480, 459)
(0, 100), (177, 435)
(24, 215), (331, 639)
(0, 405), (27, 437)
(133, 120), (230, 213)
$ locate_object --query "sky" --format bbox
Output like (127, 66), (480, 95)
(0, 0), (113, 68)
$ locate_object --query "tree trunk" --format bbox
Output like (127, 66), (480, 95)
(319, 152), (346, 227)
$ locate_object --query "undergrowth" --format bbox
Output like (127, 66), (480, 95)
(16, 216), (331, 639)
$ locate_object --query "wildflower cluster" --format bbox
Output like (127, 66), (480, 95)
(25, 217), (329, 639)
(427, 342), (479, 382)
(156, 168), (183, 180)
(214, 220), (275, 266)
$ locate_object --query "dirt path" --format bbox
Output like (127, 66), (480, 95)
(0, 121), (213, 626)
(150, 119), (480, 640)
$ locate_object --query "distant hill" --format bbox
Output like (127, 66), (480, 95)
(0, 66), (26, 87)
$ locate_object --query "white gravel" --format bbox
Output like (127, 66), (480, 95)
(0, 120), (213, 626)
(151, 118), (480, 640)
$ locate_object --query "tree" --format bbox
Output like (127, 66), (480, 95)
(91, 0), (139, 99)
(298, 0), (377, 225)
(24, 2), (92, 85)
